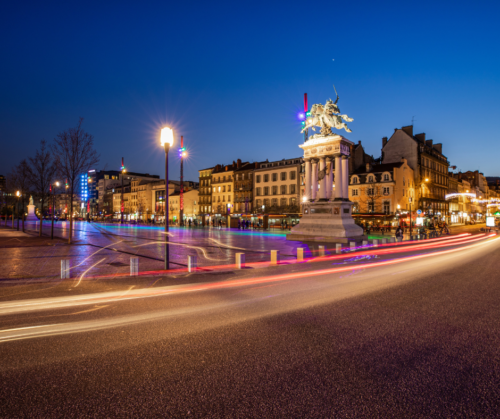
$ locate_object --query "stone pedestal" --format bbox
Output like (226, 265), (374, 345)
(26, 204), (38, 222)
(287, 133), (365, 244)
(287, 201), (365, 243)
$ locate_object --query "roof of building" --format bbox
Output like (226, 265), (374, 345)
(352, 162), (404, 175)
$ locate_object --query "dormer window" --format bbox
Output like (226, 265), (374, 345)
(383, 173), (390, 181)
(368, 175), (374, 183)
(351, 176), (359, 184)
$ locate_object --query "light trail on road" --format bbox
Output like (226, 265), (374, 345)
(0, 233), (496, 321)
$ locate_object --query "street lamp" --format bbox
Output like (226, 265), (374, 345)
(120, 158), (126, 224)
(16, 191), (21, 231)
(161, 127), (174, 270)
(51, 181), (60, 240)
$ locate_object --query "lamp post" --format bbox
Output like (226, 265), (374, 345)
(179, 136), (187, 227)
(16, 191), (21, 231)
(161, 127), (174, 270)
(120, 158), (126, 224)
(51, 181), (60, 240)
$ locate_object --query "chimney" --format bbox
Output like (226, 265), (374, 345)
(433, 143), (442, 153)
(415, 133), (426, 143)
(366, 163), (372, 172)
(254, 162), (260, 169)
(237, 159), (242, 168)
(402, 125), (413, 137)
(358, 140), (361, 145)
(425, 139), (433, 148)
(382, 137), (388, 148)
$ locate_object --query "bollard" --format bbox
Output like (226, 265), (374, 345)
(336, 243), (342, 254)
(397, 237), (402, 243)
(372, 239), (378, 247)
(61, 259), (70, 279)
(130, 257), (139, 276)
(318, 245), (325, 257)
(350, 241), (356, 250)
(236, 253), (245, 269)
(271, 250), (280, 264)
(362, 240), (368, 246)
(188, 255), (197, 273)
(381, 238), (387, 244)
(390, 237), (395, 243)
(297, 248), (304, 262)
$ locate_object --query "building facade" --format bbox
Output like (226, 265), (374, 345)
(253, 158), (302, 214)
(198, 167), (213, 216)
(382, 125), (450, 217)
(348, 159), (415, 225)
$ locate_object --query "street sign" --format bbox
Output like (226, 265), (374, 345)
(409, 197), (413, 203)
(417, 209), (422, 215)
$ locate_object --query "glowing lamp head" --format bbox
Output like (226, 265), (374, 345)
(425, 178), (429, 182)
(298, 112), (305, 120)
(16, 191), (20, 197)
(302, 196), (307, 202)
(55, 181), (60, 187)
(306, 111), (311, 116)
(161, 127), (174, 147)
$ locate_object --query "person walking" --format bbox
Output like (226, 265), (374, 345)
(395, 225), (404, 240)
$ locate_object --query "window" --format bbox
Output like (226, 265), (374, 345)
(264, 187), (269, 195)
(264, 199), (270, 206)
(352, 189), (359, 196)
(222, 196), (225, 202)
(368, 202), (375, 213)
(290, 197), (296, 206)
(272, 186), (278, 195)
(290, 184), (296, 194)
(264, 174), (269, 182)
(290, 171), (296, 180)
(280, 198), (287, 206)
(272, 173), (278, 182)
(383, 201), (390, 214)
(256, 187), (261, 196)
(368, 175), (374, 183)
(280, 185), (287, 194)
(281, 172), (287, 181)
(223, 176), (226, 182)
(228, 185), (231, 192)
(383, 174), (390, 181)
(228, 196), (230, 202)
(256, 199), (261, 207)
(352, 177), (358, 184)
(383, 187), (390, 195)
(271, 198), (278, 206)
(217, 196), (220, 202)
(367, 188), (375, 196)
(223, 186), (226, 192)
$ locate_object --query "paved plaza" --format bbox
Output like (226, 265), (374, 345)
(0, 220), (490, 282)
(0, 221), (314, 281)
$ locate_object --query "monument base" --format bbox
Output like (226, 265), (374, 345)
(286, 201), (366, 243)
(25, 204), (38, 222)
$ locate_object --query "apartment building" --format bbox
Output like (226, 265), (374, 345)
(348, 159), (415, 223)
(382, 125), (450, 215)
(253, 157), (302, 213)
(198, 167), (213, 215)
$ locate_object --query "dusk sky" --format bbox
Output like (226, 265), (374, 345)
(1, 0), (499, 182)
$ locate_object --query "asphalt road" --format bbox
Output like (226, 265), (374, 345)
(1, 233), (499, 417)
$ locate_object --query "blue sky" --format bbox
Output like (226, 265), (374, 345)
(1, 0), (499, 181)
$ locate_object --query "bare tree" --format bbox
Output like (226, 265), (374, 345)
(28, 141), (57, 236)
(360, 177), (384, 214)
(9, 159), (32, 227)
(53, 118), (99, 244)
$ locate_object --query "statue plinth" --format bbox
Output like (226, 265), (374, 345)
(26, 204), (38, 221)
(287, 134), (365, 244)
(287, 201), (365, 243)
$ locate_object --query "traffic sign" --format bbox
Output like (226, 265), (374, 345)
(417, 209), (422, 215)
